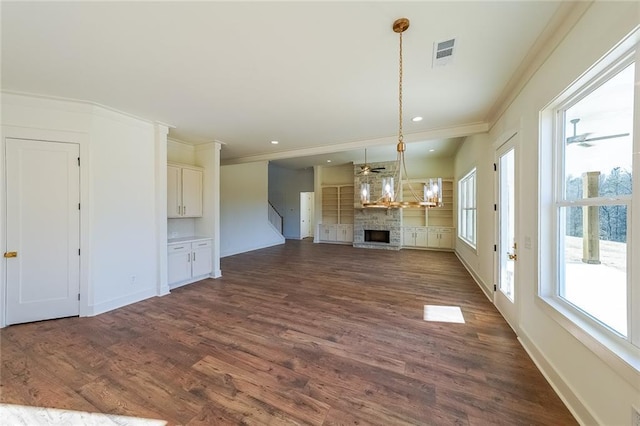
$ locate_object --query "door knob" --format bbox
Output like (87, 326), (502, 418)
(507, 252), (517, 260)
(4, 251), (17, 258)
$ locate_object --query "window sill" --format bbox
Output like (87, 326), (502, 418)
(537, 295), (640, 390)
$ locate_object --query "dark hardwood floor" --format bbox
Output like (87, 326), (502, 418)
(1, 240), (576, 425)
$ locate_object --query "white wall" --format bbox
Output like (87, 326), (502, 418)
(89, 109), (158, 312)
(167, 138), (196, 164)
(454, 133), (493, 297)
(220, 161), (284, 257)
(455, 2), (640, 424)
(0, 93), (164, 321)
(268, 164), (314, 239)
(404, 155), (455, 180)
(319, 163), (353, 185)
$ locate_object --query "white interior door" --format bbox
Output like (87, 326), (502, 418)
(300, 192), (314, 238)
(495, 135), (519, 331)
(6, 138), (80, 325)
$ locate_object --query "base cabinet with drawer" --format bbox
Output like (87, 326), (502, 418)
(427, 227), (453, 249)
(403, 227), (428, 247)
(168, 238), (212, 288)
(319, 224), (353, 243)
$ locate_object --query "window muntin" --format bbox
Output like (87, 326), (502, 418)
(458, 168), (477, 248)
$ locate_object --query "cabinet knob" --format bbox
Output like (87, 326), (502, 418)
(4, 251), (17, 258)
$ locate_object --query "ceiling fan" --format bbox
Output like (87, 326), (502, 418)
(358, 149), (385, 175)
(566, 118), (630, 147)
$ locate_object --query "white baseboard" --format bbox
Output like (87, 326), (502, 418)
(454, 251), (493, 301)
(89, 287), (157, 316)
(518, 328), (599, 426)
(221, 238), (285, 258)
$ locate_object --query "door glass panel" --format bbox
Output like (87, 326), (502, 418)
(499, 148), (515, 302)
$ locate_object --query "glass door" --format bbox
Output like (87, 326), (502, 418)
(495, 135), (519, 331)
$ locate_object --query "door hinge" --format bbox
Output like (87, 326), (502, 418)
(78, 157), (80, 166)
(494, 244), (497, 252)
(78, 293), (81, 301)
(78, 203), (81, 210)
(494, 204), (497, 211)
(494, 284), (497, 291)
(78, 248), (81, 255)
(493, 163), (497, 171)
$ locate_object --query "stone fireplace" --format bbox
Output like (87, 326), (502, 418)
(353, 161), (402, 250)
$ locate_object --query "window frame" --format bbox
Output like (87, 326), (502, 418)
(458, 167), (477, 249)
(538, 35), (640, 385)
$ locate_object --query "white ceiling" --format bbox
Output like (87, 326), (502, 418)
(1, 1), (569, 169)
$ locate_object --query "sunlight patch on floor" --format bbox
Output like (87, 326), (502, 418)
(423, 305), (465, 323)
(0, 404), (167, 425)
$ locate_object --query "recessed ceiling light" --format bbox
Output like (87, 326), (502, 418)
(326, 160), (332, 163)
(271, 140), (279, 145)
(412, 116), (423, 122)
(429, 149), (435, 152)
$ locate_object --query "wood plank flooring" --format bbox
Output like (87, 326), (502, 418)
(1, 240), (577, 425)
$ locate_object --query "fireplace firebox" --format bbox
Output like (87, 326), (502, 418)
(364, 230), (390, 244)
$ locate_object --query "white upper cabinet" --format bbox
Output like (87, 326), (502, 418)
(168, 163), (203, 218)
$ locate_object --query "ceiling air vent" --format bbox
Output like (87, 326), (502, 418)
(433, 38), (456, 67)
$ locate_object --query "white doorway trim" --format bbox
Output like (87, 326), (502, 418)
(493, 127), (521, 334)
(1, 126), (90, 328)
(300, 192), (315, 239)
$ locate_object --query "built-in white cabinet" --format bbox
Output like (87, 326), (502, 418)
(427, 227), (453, 249)
(401, 178), (454, 228)
(319, 185), (354, 244)
(400, 178), (454, 250)
(168, 238), (212, 288)
(403, 227), (428, 247)
(168, 163), (203, 218)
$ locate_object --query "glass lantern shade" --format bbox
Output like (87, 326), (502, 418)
(382, 177), (394, 200)
(360, 182), (370, 204)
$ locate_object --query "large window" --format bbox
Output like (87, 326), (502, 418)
(458, 168), (476, 248)
(547, 45), (638, 352)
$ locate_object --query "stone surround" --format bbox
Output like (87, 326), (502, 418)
(353, 161), (402, 250)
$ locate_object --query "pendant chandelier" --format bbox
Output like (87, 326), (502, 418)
(361, 18), (443, 209)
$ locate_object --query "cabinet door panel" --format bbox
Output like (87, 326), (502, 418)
(319, 224), (335, 241)
(427, 231), (439, 248)
(168, 247), (191, 284)
(439, 231), (453, 249)
(337, 224), (353, 242)
(167, 165), (181, 218)
(181, 168), (203, 217)
(403, 228), (415, 246)
(192, 243), (212, 277)
(415, 228), (428, 247)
